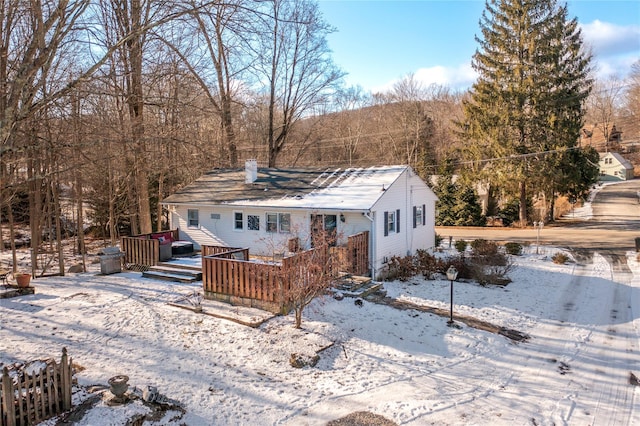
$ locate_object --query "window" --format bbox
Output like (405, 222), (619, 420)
(384, 209), (400, 236)
(266, 212), (291, 233)
(279, 213), (291, 233)
(248, 215), (260, 231)
(187, 209), (199, 228)
(234, 212), (243, 230)
(413, 204), (425, 228)
(266, 213), (278, 232)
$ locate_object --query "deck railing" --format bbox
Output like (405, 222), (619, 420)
(200, 232), (369, 312)
(121, 229), (181, 269)
(202, 250), (286, 313)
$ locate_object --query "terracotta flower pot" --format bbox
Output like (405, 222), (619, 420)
(15, 273), (31, 288)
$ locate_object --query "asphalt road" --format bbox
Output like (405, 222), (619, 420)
(436, 179), (640, 251)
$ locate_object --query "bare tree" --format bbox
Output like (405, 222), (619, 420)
(623, 60), (640, 128)
(283, 229), (336, 329)
(585, 76), (625, 150)
(252, 0), (344, 167)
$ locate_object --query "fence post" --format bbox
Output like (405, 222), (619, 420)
(61, 347), (72, 410)
(2, 366), (16, 426)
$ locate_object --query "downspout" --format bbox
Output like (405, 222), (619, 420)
(363, 210), (376, 279)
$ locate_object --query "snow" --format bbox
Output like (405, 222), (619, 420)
(1, 239), (638, 426)
(228, 166), (410, 210)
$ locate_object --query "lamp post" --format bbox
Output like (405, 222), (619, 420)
(446, 265), (458, 327)
(534, 221), (544, 254)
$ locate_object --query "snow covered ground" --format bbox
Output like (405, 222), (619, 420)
(1, 239), (639, 425)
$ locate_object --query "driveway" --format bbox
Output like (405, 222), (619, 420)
(439, 179), (640, 425)
(436, 178), (640, 251)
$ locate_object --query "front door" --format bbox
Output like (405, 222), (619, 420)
(310, 214), (337, 247)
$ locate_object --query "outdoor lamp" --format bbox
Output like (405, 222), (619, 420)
(446, 265), (458, 327)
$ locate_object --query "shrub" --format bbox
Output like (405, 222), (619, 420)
(552, 252), (569, 264)
(416, 249), (445, 279)
(442, 256), (472, 280)
(386, 255), (417, 281)
(468, 253), (513, 286)
(454, 239), (467, 253)
(504, 242), (523, 256)
(470, 239), (498, 256)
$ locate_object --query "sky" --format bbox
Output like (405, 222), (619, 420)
(317, 0), (640, 93)
(1, 184), (639, 425)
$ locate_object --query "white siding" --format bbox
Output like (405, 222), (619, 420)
(598, 153), (634, 181)
(167, 166), (437, 279)
(370, 168), (437, 278)
(170, 206), (374, 257)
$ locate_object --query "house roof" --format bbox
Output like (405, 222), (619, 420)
(162, 165), (412, 211)
(599, 152), (634, 169)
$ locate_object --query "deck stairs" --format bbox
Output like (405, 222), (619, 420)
(332, 274), (386, 300)
(142, 262), (202, 283)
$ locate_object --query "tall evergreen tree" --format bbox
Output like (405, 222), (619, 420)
(459, 0), (592, 226)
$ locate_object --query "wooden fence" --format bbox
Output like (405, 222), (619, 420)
(121, 229), (180, 269)
(329, 231), (369, 276)
(201, 245), (247, 259)
(121, 237), (159, 269)
(201, 232), (369, 312)
(202, 250), (288, 313)
(1, 348), (72, 426)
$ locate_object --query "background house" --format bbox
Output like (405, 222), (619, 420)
(162, 161), (437, 278)
(598, 152), (634, 181)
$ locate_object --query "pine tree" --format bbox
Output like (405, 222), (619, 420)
(459, 0), (592, 226)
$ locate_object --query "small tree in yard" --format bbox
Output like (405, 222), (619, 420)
(283, 229), (337, 329)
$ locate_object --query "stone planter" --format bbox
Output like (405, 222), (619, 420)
(15, 273), (31, 288)
(108, 375), (129, 397)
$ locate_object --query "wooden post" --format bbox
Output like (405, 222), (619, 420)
(61, 347), (72, 410)
(2, 366), (16, 426)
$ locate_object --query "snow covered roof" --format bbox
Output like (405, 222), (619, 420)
(162, 165), (410, 211)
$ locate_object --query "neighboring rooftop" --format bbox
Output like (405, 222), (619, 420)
(162, 165), (410, 211)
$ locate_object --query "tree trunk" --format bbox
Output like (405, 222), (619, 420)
(294, 307), (302, 329)
(519, 180), (527, 227)
(156, 171), (163, 232)
(52, 172), (65, 276)
(7, 200), (17, 273)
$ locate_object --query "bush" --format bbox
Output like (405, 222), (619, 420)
(442, 256), (472, 280)
(434, 233), (443, 248)
(468, 253), (513, 286)
(504, 242), (523, 256)
(415, 249), (445, 279)
(454, 239), (467, 253)
(470, 239), (498, 256)
(386, 255), (417, 281)
(552, 252), (569, 264)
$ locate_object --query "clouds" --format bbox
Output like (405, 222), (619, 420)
(374, 63), (478, 94)
(580, 20), (640, 56)
(579, 20), (640, 79)
(376, 20), (640, 93)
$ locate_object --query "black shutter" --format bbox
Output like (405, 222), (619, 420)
(422, 204), (426, 225)
(413, 206), (417, 228)
(396, 209), (400, 233)
(384, 211), (389, 236)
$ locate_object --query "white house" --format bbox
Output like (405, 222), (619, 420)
(599, 152), (634, 181)
(162, 161), (438, 279)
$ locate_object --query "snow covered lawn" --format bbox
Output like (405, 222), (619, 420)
(1, 245), (639, 425)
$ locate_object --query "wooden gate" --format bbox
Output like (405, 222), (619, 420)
(1, 348), (72, 426)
